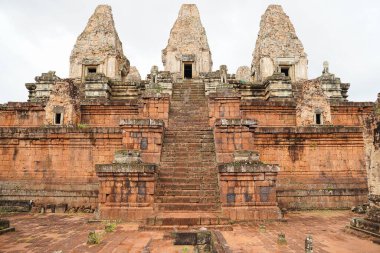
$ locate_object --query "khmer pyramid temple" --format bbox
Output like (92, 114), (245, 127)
(0, 4), (380, 246)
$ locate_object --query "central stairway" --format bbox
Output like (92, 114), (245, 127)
(140, 79), (231, 230)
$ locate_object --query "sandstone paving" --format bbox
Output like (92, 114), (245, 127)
(222, 210), (380, 253)
(0, 211), (379, 252)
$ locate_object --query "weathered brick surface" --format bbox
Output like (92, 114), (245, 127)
(218, 163), (282, 220)
(214, 124), (255, 163)
(208, 94), (241, 126)
(120, 119), (164, 164)
(96, 163), (156, 220)
(331, 102), (373, 126)
(0, 127), (122, 207)
(80, 103), (139, 126)
(253, 127), (368, 209)
(80, 96), (169, 127)
(0, 103), (45, 127)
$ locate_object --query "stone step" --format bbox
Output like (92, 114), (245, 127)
(156, 183), (218, 191)
(139, 224), (232, 231)
(162, 143), (215, 148)
(158, 177), (217, 184)
(158, 169), (216, 174)
(143, 213), (231, 227)
(155, 203), (219, 212)
(163, 136), (214, 140)
(155, 189), (218, 197)
(155, 196), (219, 204)
(159, 161), (215, 166)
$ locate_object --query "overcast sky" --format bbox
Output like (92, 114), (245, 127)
(0, 0), (379, 103)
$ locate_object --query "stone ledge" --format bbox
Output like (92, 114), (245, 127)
(330, 101), (374, 107)
(240, 99), (296, 107)
(0, 102), (45, 110)
(80, 100), (139, 106)
(119, 119), (164, 127)
(215, 119), (257, 127)
(141, 93), (170, 99)
(208, 92), (241, 99)
(255, 126), (363, 134)
(350, 218), (380, 237)
(95, 163), (156, 174)
(218, 162), (279, 173)
(277, 188), (368, 197)
(0, 127), (122, 136)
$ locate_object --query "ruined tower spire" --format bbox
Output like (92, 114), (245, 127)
(69, 5), (130, 81)
(162, 4), (212, 78)
(252, 5), (307, 82)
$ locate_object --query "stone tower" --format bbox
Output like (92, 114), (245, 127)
(162, 4), (212, 79)
(252, 5), (308, 82)
(69, 5), (130, 81)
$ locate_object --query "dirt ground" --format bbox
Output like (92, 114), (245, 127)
(0, 210), (379, 253)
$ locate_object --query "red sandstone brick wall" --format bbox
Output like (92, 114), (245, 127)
(253, 127), (368, 209)
(81, 104), (139, 126)
(210, 99), (374, 128)
(0, 103), (45, 127)
(0, 128), (123, 207)
(81, 97), (169, 127)
(208, 97), (241, 126)
(214, 126), (254, 163)
(122, 125), (164, 164)
(331, 104), (373, 126)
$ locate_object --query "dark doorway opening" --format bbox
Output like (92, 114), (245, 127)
(184, 64), (192, 79)
(280, 67), (289, 77)
(316, 113), (322, 125)
(55, 113), (62, 125)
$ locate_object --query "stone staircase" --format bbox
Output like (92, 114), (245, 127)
(140, 79), (230, 230)
(155, 80), (220, 212)
(110, 81), (139, 100)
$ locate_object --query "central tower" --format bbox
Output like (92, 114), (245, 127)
(162, 4), (213, 79)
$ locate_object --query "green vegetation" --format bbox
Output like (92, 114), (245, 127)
(87, 231), (102, 244)
(104, 222), (117, 233)
(277, 232), (287, 245)
(77, 123), (88, 129)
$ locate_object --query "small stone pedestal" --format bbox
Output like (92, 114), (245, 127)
(0, 219), (15, 235)
(95, 151), (157, 221)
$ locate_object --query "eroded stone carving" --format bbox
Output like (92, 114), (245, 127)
(69, 5), (130, 81)
(220, 65), (228, 84)
(44, 80), (81, 126)
(295, 79), (332, 126)
(252, 5), (307, 82)
(162, 4), (212, 78)
(235, 66), (251, 83)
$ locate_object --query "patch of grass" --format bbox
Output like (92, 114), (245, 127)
(77, 123), (88, 129)
(87, 231), (102, 245)
(104, 222), (117, 233)
(277, 232), (287, 245)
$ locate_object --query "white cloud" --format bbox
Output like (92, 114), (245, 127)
(0, 0), (379, 103)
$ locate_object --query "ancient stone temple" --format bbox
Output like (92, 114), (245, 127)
(0, 4), (378, 232)
(251, 5), (308, 82)
(162, 4), (212, 79)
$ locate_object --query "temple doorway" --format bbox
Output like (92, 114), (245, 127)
(184, 63), (192, 79)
